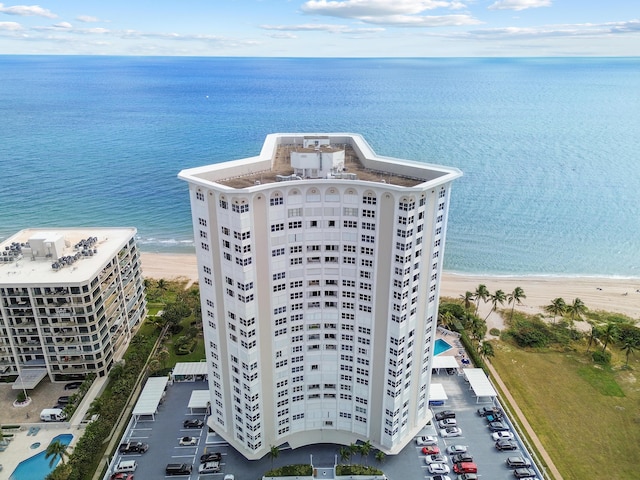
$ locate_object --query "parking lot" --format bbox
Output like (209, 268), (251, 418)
(107, 369), (540, 480)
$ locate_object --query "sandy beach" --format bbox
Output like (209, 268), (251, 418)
(140, 252), (640, 321)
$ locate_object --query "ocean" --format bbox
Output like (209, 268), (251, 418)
(1, 56), (639, 277)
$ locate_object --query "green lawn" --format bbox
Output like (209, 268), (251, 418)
(490, 343), (640, 479)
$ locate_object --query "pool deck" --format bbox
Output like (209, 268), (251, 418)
(0, 375), (107, 476)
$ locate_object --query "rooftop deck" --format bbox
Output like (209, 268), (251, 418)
(217, 144), (425, 189)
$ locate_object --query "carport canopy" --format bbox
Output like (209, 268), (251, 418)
(428, 383), (448, 402)
(432, 356), (459, 373)
(188, 390), (210, 413)
(132, 376), (169, 420)
(463, 368), (497, 403)
(172, 361), (207, 381)
(13, 368), (48, 390)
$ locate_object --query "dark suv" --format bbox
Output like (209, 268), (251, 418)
(166, 464), (192, 475)
(451, 453), (473, 463)
(434, 410), (456, 421)
(506, 456), (532, 468)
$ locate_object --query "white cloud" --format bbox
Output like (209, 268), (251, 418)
(53, 21), (72, 29)
(0, 20), (22, 30)
(261, 23), (385, 33)
(0, 3), (56, 18)
(488, 0), (551, 11)
(302, 0), (453, 17)
(265, 32), (298, 39)
(76, 15), (100, 23)
(299, 0), (479, 28)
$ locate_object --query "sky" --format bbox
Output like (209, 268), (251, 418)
(0, 0), (638, 57)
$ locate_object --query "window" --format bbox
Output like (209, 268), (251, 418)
(270, 197), (284, 206)
(196, 192), (205, 201)
(272, 247), (285, 257)
(289, 220), (302, 229)
(199, 218), (207, 226)
(271, 223), (285, 232)
(219, 199), (228, 209)
(232, 203), (249, 213)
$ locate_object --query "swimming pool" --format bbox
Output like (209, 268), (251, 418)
(434, 338), (453, 356)
(9, 433), (73, 480)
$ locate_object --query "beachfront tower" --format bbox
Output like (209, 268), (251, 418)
(0, 228), (146, 389)
(178, 134), (462, 460)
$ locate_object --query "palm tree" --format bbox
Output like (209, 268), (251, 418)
(507, 287), (526, 322)
(339, 446), (351, 464)
(459, 291), (475, 312)
(544, 298), (566, 324)
(620, 340), (637, 366)
(474, 284), (490, 316)
(485, 290), (506, 321)
(359, 440), (372, 465)
(470, 316), (487, 344)
(45, 440), (70, 467)
(566, 298), (588, 325)
(374, 450), (386, 464)
(585, 325), (599, 352)
(348, 443), (359, 464)
(438, 311), (455, 330)
(268, 445), (279, 468)
(156, 278), (167, 291)
(600, 322), (618, 354)
(479, 341), (495, 359)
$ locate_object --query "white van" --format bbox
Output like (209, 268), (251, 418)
(40, 408), (66, 422)
(114, 460), (137, 473)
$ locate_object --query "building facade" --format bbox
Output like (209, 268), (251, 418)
(0, 228), (146, 388)
(179, 134), (462, 459)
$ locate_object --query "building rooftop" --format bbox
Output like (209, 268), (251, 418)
(179, 133), (462, 192)
(0, 227), (137, 285)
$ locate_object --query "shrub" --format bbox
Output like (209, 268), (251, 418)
(265, 464), (313, 476)
(592, 350), (611, 364)
(16, 391), (27, 403)
(336, 464), (384, 475)
(489, 328), (501, 336)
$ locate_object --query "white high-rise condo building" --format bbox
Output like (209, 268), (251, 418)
(179, 134), (462, 459)
(0, 228), (146, 389)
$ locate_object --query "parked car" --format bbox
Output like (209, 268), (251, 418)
(421, 445), (440, 455)
(440, 427), (462, 437)
(427, 463), (450, 475)
(223, 475), (235, 480)
(56, 396), (71, 405)
(453, 462), (478, 474)
(434, 410), (455, 421)
(437, 419), (457, 429)
(506, 456), (532, 468)
(118, 442), (149, 454)
(64, 381), (83, 390)
(495, 440), (519, 451)
(110, 474), (134, 480)
(477, 406), (501, 417)
(200, 452), (222, 463)
(492, 431), (514, 441)
(445, 445), (467, 454)
(513, 468), (537, 478)
(427, 476), (451, 480)
(425, 454), (448, 464)
(451, 453), (473, 463)
(458, 474), (479, 480)
(489, 421), (509, 432)
(198, 462), (221, 474)
(178, 436), (197, 446)
(183, 418), (205, 428)
(485, 413), (503, 422)
(166, 464), (192, 476)
(416, 435), (438, 446)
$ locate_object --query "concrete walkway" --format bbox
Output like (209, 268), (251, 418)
(485, 360), (562, 480)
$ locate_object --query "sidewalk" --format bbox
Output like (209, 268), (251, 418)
(485, 360), (562, 480)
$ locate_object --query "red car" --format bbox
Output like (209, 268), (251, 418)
(421, 445), (440, 455)
(110, 474), (134, 480)
(453, 462), (478, 474)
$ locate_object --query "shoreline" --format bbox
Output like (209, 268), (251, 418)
(140, 252), (640, 319)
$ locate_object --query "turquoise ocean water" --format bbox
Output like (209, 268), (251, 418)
(1, 56), (639, 277)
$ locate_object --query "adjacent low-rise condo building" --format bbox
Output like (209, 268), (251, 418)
(0, 228), (146, 389)
(179, 133), (462, 459)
